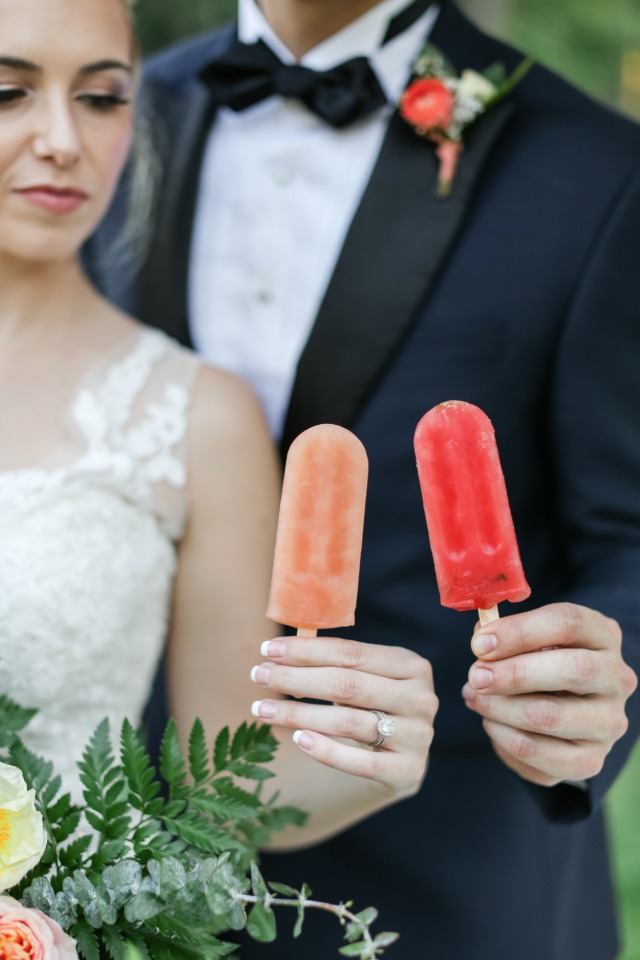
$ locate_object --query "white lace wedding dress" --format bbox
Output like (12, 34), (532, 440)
(0, 328), (200, 800)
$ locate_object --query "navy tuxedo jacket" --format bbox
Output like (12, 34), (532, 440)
(90, 3), (640, 957)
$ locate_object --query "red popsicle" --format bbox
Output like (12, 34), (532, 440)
(267, 424), (368, 635)
(414, 401), (530, 624)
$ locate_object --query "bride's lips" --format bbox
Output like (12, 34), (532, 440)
(16, 185), (89, 215)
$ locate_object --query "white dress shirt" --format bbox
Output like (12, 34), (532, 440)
(189, 0), (439, 438)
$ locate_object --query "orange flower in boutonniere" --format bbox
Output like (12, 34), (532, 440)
(399, 45), (533, 198)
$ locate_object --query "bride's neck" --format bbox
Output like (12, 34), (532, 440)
(0, 256), (93, 348)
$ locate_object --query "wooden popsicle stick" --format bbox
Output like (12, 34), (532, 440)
(297, 628), (317, 638)
(478, 605), (499, 625)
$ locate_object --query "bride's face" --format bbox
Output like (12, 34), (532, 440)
(0, 0), (135, 264)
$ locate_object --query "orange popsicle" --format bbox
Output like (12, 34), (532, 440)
(414, 401), (530, 623)
(267, 424), (368, 635)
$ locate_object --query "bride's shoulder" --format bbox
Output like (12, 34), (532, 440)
(189, 364), (272, 451)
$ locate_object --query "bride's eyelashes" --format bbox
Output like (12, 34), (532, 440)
(0, 88), (131, 112)
(0, 86), (27, 107)
(75, 92), (132, 112)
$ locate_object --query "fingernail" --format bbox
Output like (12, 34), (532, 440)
(251, 699), (278, 719)
(293, 730), (316, 750)
(261, 639), (287, 658)
(470, 666), (493, 689)
(472, 633), (497, 656)
(250, 665), (271, 685)
(462, 683), (476, 702)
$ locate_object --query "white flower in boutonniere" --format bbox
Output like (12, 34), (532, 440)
(399, 44), (533, 198)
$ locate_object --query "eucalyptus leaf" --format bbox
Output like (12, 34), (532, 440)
(247, 902), (277, 942)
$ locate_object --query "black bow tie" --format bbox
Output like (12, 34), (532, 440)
(201, 39), (387, 128)
(201, 0), (435, 128)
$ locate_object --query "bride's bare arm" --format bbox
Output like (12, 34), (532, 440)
(168, 367), (438, 848)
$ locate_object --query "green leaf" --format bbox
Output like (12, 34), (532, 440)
(41, 774), (63, 807)
(91, 838), (129, 869)
(246, 902), (277, 942)
(163, 817), (246, 855)
(226, 762), (275, 782)
(355, 907), (378, 926)
(482, 62), (507, 86)
(73, 871), (103, 929)
(51, 889), (78, 931)
(211, 780), (261, 810)
(60, 834), (93, 868)
(339, 943), (371, 958)
(120, 719), (159, 811)
(374, 932), (400, 947)
(23, 876), (55, 913)
(250, 862), (269, 901)
(267, 881), (299, 898)
(102, 925), (127, 960)
(0, 695), (37, 748)
(71, 921), (101, 960)
(46, 792), (74, 824)
(104, 860), (142, 906)
(213, 727), (230, 773)
(188, 718), (210, 784)
(159, 719), (187, 791)
(53, 810), (83, 843)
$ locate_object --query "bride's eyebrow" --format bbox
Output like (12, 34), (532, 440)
(0, 56), (40, 72)
(78, 60), (133, 76)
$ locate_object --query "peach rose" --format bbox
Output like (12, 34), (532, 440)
(0, 896), (77, 960)
(399, 78), (455, 132)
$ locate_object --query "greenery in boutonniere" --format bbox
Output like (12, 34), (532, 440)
(399, 44), (533, 197)
(0, 696), (398, 960)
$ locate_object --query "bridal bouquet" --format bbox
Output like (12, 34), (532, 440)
(0, 696), (397, 960)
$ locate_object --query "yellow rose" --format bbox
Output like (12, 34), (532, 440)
(0, 762), (47, 892)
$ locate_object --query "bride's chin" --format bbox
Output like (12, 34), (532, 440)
(0, 228), (88, 268)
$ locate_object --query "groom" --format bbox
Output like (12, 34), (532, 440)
(90, 1), (640, 957)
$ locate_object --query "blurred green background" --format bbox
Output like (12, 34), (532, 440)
(134, 0), (640, 119)
(133, 0), (640, 956)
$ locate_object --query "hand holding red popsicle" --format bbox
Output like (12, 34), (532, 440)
(416, 400), (637, 787)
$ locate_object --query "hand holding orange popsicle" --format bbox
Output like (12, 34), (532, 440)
(250, 424), (438, 810)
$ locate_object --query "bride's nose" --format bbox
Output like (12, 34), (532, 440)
(31, 93), (81, 167)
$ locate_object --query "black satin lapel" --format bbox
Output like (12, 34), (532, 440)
(137, 85), (216, 345)
(281, 98), (514, 453)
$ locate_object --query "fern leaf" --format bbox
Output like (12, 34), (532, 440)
(213, 727), (230, 773)
(120, 720), (159, 810)
(188, 718), (210, 784)
(71, 921), (101, 960)
(101, 925), (127, 960)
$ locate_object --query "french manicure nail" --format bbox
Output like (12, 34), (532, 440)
(293, 730), (316, 750)
(470, 666), (493, 689)
(472, 633), (497, 656)
(250, 665), (271, 685)
(261, 639), (287, 658)
(251, 700), (278, 719)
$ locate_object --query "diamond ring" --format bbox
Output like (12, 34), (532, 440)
(367, 709), (396, 749)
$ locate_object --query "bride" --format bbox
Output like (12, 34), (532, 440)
(0, 0), (437, 849)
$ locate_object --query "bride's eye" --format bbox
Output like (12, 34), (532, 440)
(0, 86), (27, 107)
(76, 93), (131, 112)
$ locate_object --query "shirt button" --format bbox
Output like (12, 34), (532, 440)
(272, 164), (295, 187)
(255, 289), (274, 304)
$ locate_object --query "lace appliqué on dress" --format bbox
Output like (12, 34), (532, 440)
(0, 329), (200, 800)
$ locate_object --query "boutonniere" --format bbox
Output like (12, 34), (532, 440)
(399, 45), (533, 198)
